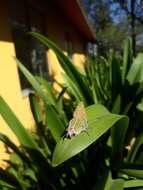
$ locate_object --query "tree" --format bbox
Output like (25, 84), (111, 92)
(82, 0), (143, 55)
(112, 0), (143, 55)
(82, 0), (127, 55)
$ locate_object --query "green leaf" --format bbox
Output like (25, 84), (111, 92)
(110, 110), (129, 168)
(0, 169), (23, 190)
(0, 180), (16, 189)
(0, 133), (31, 165)
(52, 104), (128, 166)
(0, 96), (38, 149)
(63, 73), (84, 102)
(36, 76), (57, 106)
(0, 97), (53, 179)
(120, 168), (143, 179)
(30, 32), (94, 105)
(23, 169), (37, 182)
(122, 37), (133, 84)
(111, 94), (121, 114)
(29, 94), (42, 124)
(124, 179), (143, 188)
(108, 179), (124, 190)
(111, 55), (122, 101)
(126, 53), (143, 85)
(95, 170), (125, 190)
(16, 58), (52, 105)
(16, 59), (67, 135)
(120, 163), (143, 179)
(45, 105), (65, 142)
(0, 97), (60, 188)
(17, 59), (66, 124)
(137, 99), (143, 112)
(94, 169), (110, 190)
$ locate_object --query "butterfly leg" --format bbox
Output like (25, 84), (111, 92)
(82, 130), (90, 137)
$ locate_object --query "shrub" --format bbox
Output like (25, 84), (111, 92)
(0, 34), (143, 189)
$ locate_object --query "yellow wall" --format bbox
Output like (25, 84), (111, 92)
(0, 1), (87, 167)
(72, 33), (86, 73)
(45, 5), (86, 87)
(0, 2), (35, 168)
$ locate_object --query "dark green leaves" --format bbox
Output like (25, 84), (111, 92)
(0, 180), (16, 189)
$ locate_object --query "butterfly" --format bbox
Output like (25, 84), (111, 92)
(63, 102), (88, 139)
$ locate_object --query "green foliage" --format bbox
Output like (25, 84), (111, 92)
(0, 180), (16, 189)
(0, 96), (127, 189)
(83, 0), (143, 54)
(1, 33), (143, 190)
(83, 0), (127, 54)
(0, 96), (38, 149)
(29, 32), (94, 105)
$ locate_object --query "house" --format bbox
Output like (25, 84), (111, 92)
(0, 0), (96, 167)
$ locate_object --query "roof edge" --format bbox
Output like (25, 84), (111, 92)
(76, 0), (96, 41)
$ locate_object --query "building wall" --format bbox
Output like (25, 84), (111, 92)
(45, 3), (86, 87)
(0, 1), (88, 167)
(72, 32), (86, 73)
(0, 2), (35, 168)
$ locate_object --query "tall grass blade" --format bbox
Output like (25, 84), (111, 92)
(122, 38), (133, 84)
(126, 53), (143, 85)
(0, 179), (16, 189)
(45, 105), (65, 142)
(29, 32), (94, 105)
(0, 96), (38, 149)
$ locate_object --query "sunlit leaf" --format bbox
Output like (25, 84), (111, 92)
(52, 104), (128, 166)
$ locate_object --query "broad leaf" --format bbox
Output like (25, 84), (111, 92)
(52, 104), (128, 166)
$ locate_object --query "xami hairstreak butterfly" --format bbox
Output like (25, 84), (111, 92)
(62, 102), (88, 139)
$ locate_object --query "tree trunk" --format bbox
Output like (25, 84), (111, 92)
(130, 0), (136, 56)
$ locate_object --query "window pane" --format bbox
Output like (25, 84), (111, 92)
(8, 0), (49, 89)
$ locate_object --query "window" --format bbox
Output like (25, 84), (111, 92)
(65, 32), (73, 59)
(8, 0), (49, 90)
(87, 42), (97, 57)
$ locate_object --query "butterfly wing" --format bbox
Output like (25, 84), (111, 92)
(67, 102), (88, 136)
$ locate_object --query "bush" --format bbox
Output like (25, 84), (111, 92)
(0, 33), (143, 189)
